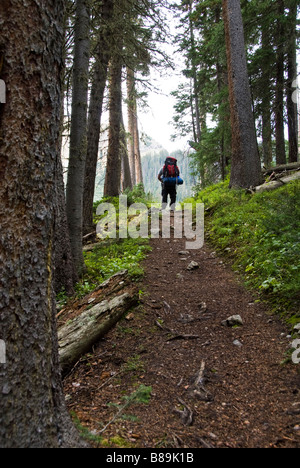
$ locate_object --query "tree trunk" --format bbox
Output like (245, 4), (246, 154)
(66, 0), (90, 275)
(104, 55), (123, 197)
(121, 113), (133, 191)
(82, 0), (113, 235)
(286, 0), (298, 163)
(127, 67), (137, 186)
(134, 110), (143, 186)
(54, 150), (78, 295)
(261, 27), (273, 168)
(188, 0), (201, 144)
(126, 68), (143, 186)
(0, 0), (84, 448)
(274, 0), (286, 166)
(222, 0), (262, 189)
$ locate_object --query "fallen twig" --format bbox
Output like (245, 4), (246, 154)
(155, 321), (199, 342)
(174, 398), (194, 426)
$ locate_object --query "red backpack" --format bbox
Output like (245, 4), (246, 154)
(163, 157), (180, 178)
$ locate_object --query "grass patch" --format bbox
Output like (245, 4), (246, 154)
(75, 238), (151, 298)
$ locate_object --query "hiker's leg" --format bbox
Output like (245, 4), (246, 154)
(170, 186), (177, 211)
(162, 186), (168, 210)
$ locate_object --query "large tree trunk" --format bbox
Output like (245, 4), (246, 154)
(188, 0), (201, 144)
(0, 0), (84, 448)
(103, 55), (123, 197)
(66, 0), (90, 275)
(222, 0), (262, 189)
(274, 0), (286, 166)
(82, 0), (113, 235)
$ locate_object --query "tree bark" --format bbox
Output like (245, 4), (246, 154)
(0, 0), (84, 448)
(104, 55), (123, 197)
(126, 67), (143, 186)
(82, 0), (113, 235)
(66, 0), (90, 275)
(121, 113), (133, 191)
(274, 0), (286, 166)
(222, 0), (262, 189)
(261, 26), (273, 168)
(127, 67), (137, 186)
(54, 149), (78, 295)
(188, 0), (201, 144)
(134, 109), (143, 186)
(286, 0), (298, 163)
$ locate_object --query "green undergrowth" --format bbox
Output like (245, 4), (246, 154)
(77, 238), (151, 298)
(75, 185), (153, 299)
(187, 179), (300, 324)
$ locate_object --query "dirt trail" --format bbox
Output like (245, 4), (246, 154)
(64, 221), (300, 448)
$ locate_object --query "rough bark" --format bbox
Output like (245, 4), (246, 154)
(58, 271), (138, 374)
(66, 0), (90, 274)
(222, 0), (262, 189)
(82, 0), (113, 235)
(0, 0), (84, 448)
(104, 55), (123, 197)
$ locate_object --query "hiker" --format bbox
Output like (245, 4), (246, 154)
(158, 157), (182, 211)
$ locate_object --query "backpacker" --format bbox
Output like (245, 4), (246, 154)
(163, 157), (180, 179)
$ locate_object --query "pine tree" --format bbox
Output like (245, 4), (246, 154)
(66, 0), (91, 274)
(223, 0), (262, 188)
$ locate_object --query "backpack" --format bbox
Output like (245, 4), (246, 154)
(163, 157), (180, 179)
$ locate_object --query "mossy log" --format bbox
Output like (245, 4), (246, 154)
(254, 171), (300, 193)
(58, 271), (138, 374)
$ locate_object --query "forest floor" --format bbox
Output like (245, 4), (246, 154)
(63, 214), (300, 449)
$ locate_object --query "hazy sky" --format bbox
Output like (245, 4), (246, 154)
(137, 67), (188, 154)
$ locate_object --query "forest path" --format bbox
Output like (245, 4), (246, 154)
(64, 217), (300, 448)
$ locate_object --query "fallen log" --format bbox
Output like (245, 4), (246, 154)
(58, 270), (138, 374)
(262, 161), (300, 175)
(254, 171), (300, 194)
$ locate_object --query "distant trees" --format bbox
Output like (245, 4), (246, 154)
(65, 0), (168, 267)
(171, 0), (299, 189)
(66, 0), (90, 275)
